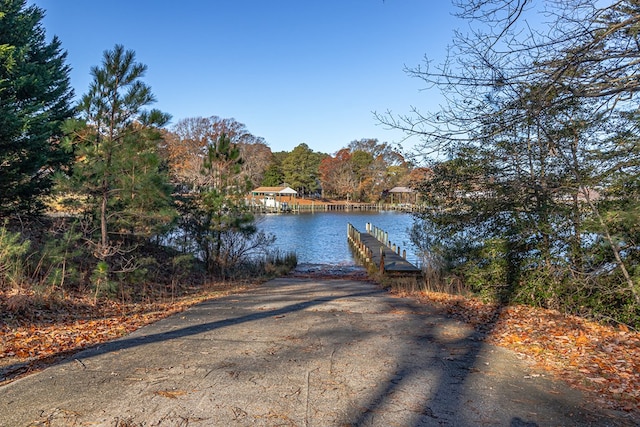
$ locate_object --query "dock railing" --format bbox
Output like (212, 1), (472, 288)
(347, 223), (373, 268)
(250, 200), (425, 213)
(348, 223), (421, 275)
(365, 222), (410, 261)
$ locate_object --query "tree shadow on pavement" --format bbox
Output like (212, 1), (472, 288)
(1, 277), (635, 426)
(344, 273), (632, 427)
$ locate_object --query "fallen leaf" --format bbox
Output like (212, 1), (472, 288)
(154, 390), (187, 399)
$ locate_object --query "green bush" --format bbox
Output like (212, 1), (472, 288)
(0, 225), (30, 288)
(511, 266), (566, 309)
(457, 238), (511, 302)
(33, 225), (83, 294)
(91, 261), (117, 300)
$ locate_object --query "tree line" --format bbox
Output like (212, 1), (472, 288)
(379, 0), (640, 327)
(0, 0), (413, 300)
(165, 120), (417, 202)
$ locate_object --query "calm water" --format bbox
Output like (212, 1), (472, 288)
(256, 211), (420, 266)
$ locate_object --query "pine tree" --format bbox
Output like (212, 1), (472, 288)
(261, 163), (284, 187)
(281, 143), (324, 195)
(0, 0), (74, 216)
(177, 133), (255, 274)
(65, 45), (173, 260)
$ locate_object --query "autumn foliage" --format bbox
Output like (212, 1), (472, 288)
(318, 140), (412, 202)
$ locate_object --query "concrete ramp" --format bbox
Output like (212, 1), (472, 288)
(0, 278), (628, 426)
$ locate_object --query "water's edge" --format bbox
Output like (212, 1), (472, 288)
(256, 211), (419, 266)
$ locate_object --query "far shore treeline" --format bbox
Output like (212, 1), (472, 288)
(2, 0), (640, 329)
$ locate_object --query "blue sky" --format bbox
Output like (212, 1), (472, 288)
(33, 0), (458, 155)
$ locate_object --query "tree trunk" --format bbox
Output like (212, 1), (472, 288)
(100, 182), (108, 260)
(586, 196), (640, 306)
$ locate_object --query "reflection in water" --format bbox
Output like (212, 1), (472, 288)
(256, 211), (419, 266)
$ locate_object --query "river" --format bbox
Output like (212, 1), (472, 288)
(255, 210), (420, 267)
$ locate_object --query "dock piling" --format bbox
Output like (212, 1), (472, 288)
(347, 223), (421, 276)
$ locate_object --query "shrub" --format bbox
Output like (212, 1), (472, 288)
(261, 250), (298, 277)
(0, 225), (30, 289)
(91, 261), (117, 301)
(31, 224), (84, 295)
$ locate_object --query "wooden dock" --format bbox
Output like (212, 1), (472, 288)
(347, 223), (421, 275)
(248, 200), (426, 214)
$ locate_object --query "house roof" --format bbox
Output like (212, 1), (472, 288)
(388, 186), (414, 193)
(252, 186), (298, 195)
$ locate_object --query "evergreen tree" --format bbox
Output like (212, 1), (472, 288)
(177, 133), (257, 275)
(64, 45), (173, 260)
(0, 0), (74, 216)
(261, 163), (284, 187)
(281, 143), (325, 195)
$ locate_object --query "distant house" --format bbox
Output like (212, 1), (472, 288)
(388, 186), (418, 205)
(250, 186), (298, 209)
(555, 187), (601, 204)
